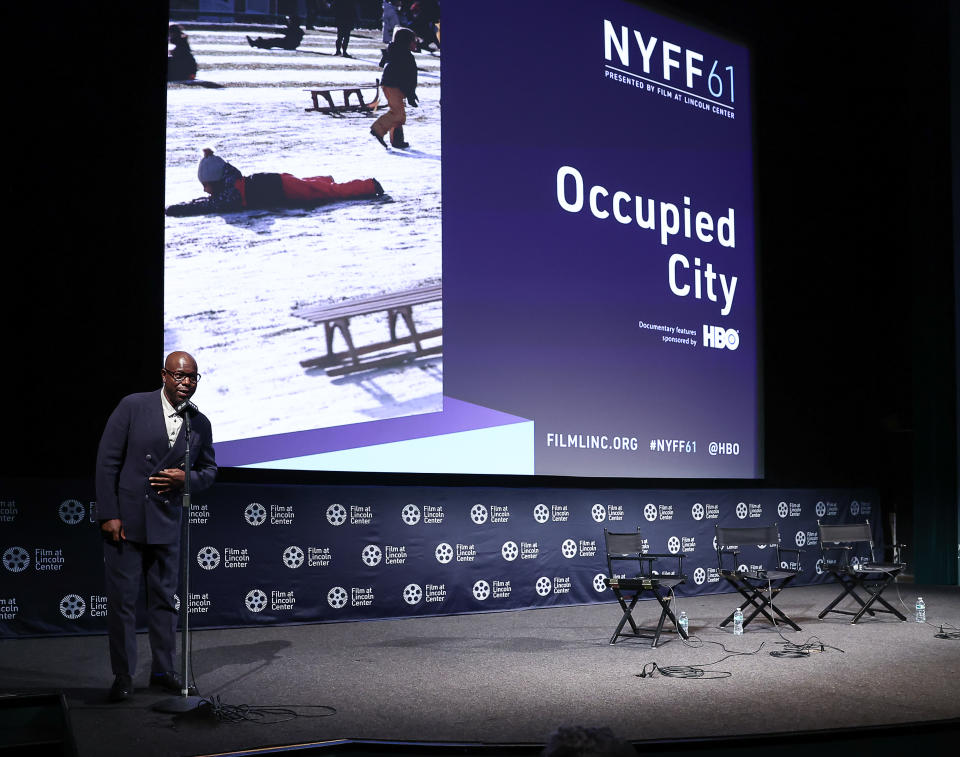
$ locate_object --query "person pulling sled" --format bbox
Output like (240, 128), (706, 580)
(370, 27), (418, 150)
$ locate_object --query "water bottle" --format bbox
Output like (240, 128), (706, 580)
(678, 611), (689, 637)
(916, 597), (925, 623)
(733, 607), (744, 635)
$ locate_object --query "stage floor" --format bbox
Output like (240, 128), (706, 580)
(1, 584), (958, 756)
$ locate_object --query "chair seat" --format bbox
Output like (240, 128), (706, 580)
(656, 576), (685, 589)
(742, 568), (797, 581)
(852, 562), (903, 573)
(614, 574), (685, 590)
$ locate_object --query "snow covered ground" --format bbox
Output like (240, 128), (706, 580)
(164, 24), (441, 447)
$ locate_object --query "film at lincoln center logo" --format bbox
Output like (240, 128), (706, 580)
(3, 546), (30, 572)
(59, 499), (86, 524)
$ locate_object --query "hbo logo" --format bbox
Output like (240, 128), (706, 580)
(703, 325), (739, 350)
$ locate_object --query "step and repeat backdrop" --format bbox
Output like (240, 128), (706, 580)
(1, 480), (880, 637)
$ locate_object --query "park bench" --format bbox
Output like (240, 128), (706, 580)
(296, 284), (442, 375)
(304, 78), (380, 115)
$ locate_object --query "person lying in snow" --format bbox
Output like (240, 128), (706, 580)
(166, 149), (384, 216)
(246, 16), (305, 50)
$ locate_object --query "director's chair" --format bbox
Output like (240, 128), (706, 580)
(817, 520), (906, 623)
(715, 524), (802, 632)
(603, 528), (687, 647)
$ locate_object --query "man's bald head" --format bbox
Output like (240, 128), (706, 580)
(164, 351), (197, 372)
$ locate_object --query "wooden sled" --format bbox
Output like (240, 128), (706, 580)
(297, 284), (442, 375)
(305, 78), (380, 115)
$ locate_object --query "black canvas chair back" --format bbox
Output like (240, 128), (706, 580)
(603, 528), (686, 647)
(714, 523), (802, 632)
(817, 520), (906, 623)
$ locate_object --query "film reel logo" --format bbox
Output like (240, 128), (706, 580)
(361, 545), (382, 566)
(502, 541), (519, 561)
(591, 504), (607, 523)
(401, 504), (421, 525)
(667, 536), (681, 555)
(403, 584), (423, 605)
(795, 531), (807, 547)
(533, 504), (549, 524)
(59, 594), (86, 619)
(327, 586), (348, 609)
(470, 504), (488, 525)
(561, 539), (578, 559)
(850, 500), (861, 516)
(472, 580), (491, 601)
(435, 543), (453, 564)
(593, 573), (608, 592)
(245, 589), (267, 613)
(735, 502), (748, 520)
(691, 503), (705, 521)
(535, 577), (552, 597)
(644, 503), (658, 522)
(197, 546), (220, 570)
(326, 503), (347, 526)
(59, 500), (85, 525)
(245, 503), (267, 526)
(815, 501), (827, 517)
(284, 546), (304, 569)
(693, 567), (707, 585)
(815, 558), (826, 575)
(778, 501), (789, 518)
(3, 546), (30, 572)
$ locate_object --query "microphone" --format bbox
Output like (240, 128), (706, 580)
(175, 400), (198, 416)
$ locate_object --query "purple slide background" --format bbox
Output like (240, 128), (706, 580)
(216, 398), (528, 466)
(442, 1), (758, 477)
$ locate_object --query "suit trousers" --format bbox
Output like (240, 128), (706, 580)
(103, 537), (179, 677)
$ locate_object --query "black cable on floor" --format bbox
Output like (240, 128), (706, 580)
(768, 636), (844, 658)
(636, 640), (767, 680)
(200, 695), (336, 724)
(933, 624), (960, 640)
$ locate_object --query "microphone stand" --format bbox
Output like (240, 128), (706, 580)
(155, 406), (204, 713)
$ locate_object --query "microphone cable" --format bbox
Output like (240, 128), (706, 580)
(762, 576), (845, 657)
(199, 695), (336, 724)
(636, 641), (767, 680)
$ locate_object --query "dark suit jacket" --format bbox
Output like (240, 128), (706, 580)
(96, 390), (217, 544)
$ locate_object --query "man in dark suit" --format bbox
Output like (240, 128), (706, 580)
(96, 351), (217, 702)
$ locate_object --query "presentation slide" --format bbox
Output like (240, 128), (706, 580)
(164, 0), (759, 478)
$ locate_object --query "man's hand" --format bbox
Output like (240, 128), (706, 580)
(149, 468), (186, 494)
(101, 519), (125, 541)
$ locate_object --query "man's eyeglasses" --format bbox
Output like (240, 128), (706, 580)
(163, 370), (201, 384)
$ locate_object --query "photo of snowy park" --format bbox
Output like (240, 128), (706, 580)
(164, 16), (441, 447)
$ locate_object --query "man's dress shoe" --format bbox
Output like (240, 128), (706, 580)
(108, 674), (132, 702)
